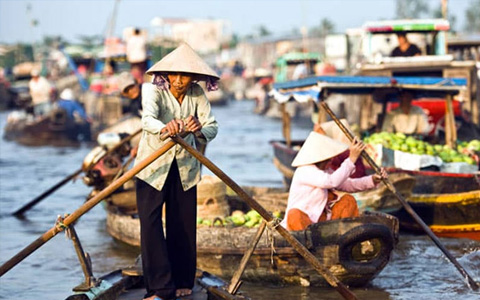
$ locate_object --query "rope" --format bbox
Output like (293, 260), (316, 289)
(266, 217), (281, 265)
(54, 213), (71, 238)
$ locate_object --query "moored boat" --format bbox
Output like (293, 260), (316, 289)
(3, 107), (92, 146)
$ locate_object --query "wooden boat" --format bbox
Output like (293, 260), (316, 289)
(65, 268), (249, 300)
(391, 190), (480, 240)
(100, 185), (399, 288)
(269, 75), (480, 240)
(3, 107), (92, 146)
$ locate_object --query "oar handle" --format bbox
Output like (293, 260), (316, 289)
(320, 101), (479, 291)
(0, 133), (186, 277)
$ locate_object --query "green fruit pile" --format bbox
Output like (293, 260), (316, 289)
(363, 132), (478, 165)
(197, 210), (283, 228)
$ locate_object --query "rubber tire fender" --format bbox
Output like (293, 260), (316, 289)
(337, 223), (394, 275)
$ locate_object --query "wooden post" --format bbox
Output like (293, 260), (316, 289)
(281, 103), (291, 147)
(445, 94), (457, 148)
(227, 221), (267, 294)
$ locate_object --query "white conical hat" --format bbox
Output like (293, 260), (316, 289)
(320, 119), (352, 145)
(59, 88), (75, 100)
(291, 131), (349, 167)
(146, 42), (219, 80)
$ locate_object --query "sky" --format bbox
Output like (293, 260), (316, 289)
(0, 0), (474, 44)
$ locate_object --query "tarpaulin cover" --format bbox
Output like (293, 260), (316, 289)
(271, 75), (467, 103)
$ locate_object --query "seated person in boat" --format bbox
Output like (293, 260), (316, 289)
(118, 71), (143, 116)
(390, 33), (421, 57)
(313, 119), (366, 178)
(282, 131), (387, 231)
(380, 90), (430, 136)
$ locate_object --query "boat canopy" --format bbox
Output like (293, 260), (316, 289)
(270, 75), (467, 103)
(363, 19), (450, 34)
(276, 52), (321, 63)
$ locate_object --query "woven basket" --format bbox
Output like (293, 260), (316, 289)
(197, 175), (229, 219)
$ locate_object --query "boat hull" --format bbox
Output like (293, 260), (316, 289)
(3, 109), (91, 146)
(102, 189), (398, 287)
(392, 190), (480, 240)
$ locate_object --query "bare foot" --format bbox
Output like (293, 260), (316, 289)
(143, 296), (164, 300)
(175, 288), (192, 297)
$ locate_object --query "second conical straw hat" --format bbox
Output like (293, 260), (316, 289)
(291, 131), (349, 167)
(146, 42), (219, 80)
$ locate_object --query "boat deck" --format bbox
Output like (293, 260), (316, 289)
(118, 284), (207, 300)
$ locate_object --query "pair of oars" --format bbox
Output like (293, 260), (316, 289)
(321, 101), (479, 291)
(0, 131), (359, 300)
(11, 129), (142, 217)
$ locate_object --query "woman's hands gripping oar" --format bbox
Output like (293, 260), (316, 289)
(12, 129), (142, 217)
(321, 101), (479, 291)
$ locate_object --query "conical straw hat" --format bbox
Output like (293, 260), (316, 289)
(146, 42), (219, 80)
(291, 131), (349, 167)
(320, 119), (352, 145)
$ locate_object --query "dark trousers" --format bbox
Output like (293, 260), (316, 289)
(136, 160), (197, 299)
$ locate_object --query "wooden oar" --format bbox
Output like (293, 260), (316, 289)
(321, 101), (479, 291)
(0, 132), (176, 277)
(170, 135), (358, 300)
(12, 128), (142, 217)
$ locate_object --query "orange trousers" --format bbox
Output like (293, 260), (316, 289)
(286, 193), (359, 231)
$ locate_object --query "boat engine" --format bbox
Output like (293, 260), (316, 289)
(82, 133), (132, 187)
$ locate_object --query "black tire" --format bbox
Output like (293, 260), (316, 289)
(337, 224), (394, 275)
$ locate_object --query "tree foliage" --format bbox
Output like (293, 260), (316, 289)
(464, 0), (480, 33)
(395, 0), (429, 19)
(310, 18), (335, 37)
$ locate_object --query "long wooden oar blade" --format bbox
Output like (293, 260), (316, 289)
(11, 129), (142, 217)
(12, 169), (82, 217)
(0, 134), (176, 277)
(321, 101), (479, 291)
(171, 135), (358, 300)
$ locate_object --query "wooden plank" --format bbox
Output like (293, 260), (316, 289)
(281, 103), (291, 147)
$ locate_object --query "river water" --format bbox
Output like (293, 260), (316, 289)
(0, 100), (479, 300)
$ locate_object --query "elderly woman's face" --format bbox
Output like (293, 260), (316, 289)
(168, 72), (194, 98)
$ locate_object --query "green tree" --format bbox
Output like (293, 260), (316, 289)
(310, 18), (335, 37)
(257, 25), (271, 37)
(396, 0), (429, 19)
(464, 0), (480, 33)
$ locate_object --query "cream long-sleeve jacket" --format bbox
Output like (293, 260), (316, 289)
(134, 82), (218, 191)
(381, 105), (430, 135)
(282, 159), (376, 228)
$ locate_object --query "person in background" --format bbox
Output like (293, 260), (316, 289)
(126, 28), (148, 84)
(381, 90), (430, 136)
(55, 88), (91, 140)
(391, 33), (421, 57)
(282, 132), (387, 231)
(118, 71), (143, 116)
(134, 43), (219, 300)
(28, 68), (53, 116)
